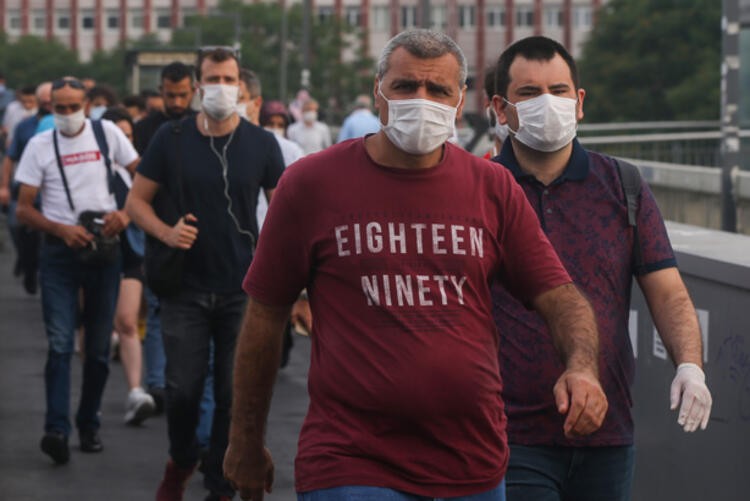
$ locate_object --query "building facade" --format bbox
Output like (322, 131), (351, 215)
(0, 0), (606, 111)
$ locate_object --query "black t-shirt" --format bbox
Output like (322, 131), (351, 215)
(134, 110), (196, 155)
(137, 117), (285, 293)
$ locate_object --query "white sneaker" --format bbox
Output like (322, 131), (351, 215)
(124, 387), (156, 425)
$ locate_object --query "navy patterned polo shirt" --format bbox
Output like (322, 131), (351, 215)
(491, 138), (677, 446)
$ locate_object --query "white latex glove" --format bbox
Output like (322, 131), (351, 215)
(670, 362), (712, 432)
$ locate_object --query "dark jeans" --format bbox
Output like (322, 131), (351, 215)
(298, 481), (505, 500)
(160, 287), (246, 497)
(39, 239), (120, 436)
(505, 444), (635, 501)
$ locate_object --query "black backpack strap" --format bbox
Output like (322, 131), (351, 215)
(614, 158), (644, 271)
(171, 119), (184, 213)
(91, 119), (114, 194)
(52, 130), (76, 212)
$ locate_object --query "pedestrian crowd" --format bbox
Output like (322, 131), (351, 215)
(0, 30), (712, 501)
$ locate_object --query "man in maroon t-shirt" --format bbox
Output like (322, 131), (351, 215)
(224, 29), (607, 501)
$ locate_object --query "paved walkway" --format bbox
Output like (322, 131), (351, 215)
(0, 237), (310, 500)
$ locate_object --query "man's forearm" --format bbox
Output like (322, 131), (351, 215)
(639, 269), (703, 367)
(125, 195), (172, 242)
(1, 156), (13, 189)
(16, 200), (64, 237)
(229, 298), (291, 448)
(534, 283), (600, 375)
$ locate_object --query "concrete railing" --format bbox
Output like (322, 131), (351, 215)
(616, 157), (750, 235)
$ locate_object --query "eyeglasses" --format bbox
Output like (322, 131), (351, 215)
(52, 78), (85, 91)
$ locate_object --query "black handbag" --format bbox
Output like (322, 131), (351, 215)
(76, 210), (119, 266)
(143, 120), (186, 297)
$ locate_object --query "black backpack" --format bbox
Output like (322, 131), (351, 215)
(614, 158), (644, 271)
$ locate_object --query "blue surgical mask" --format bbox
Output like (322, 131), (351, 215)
(89, 105), (107, 120)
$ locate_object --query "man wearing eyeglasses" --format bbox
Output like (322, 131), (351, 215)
(14, 78), (139, 465)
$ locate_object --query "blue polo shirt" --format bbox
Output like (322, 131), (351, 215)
(491, 138), (676, 447)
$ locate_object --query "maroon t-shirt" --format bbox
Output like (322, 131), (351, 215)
(243, 138), (571, 497)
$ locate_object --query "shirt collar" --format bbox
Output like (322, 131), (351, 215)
(494, 138), (590, 184)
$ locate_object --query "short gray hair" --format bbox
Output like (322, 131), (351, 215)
(377, 29), (467, 87)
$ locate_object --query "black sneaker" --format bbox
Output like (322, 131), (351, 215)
(40, 432), (70, 464)
(148, 386), (166, 415)
(79, 429), (103, 453)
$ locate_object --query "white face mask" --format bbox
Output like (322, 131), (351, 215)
(505, 94), (578, 152)
(54, 109), (86, 136)
(485, 106), (509, 142)
(302, 110), (318, 124)
(379, 86), (461, 155)
(264, 126), (285, 138)
(201, 84), (239, 121)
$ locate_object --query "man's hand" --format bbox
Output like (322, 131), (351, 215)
(162, 214), (198, 249)
(670, 363), (712, 432)
(224, 443), (274, 501)
(58, 224), (94, 249)
(101, 210), (129, 238)
(290, 296), (312, 336)
(553, 369), (608, 438)
(0, 186), (10, 206)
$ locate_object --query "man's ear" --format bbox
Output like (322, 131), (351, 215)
(491, 95), (509, 125)
(455, 84), (468, 120)
(576, 88), (586, 122)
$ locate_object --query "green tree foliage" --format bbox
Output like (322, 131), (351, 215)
(0, 34), (82, 88)
(579, 0), (720, 122)
(173, 0), (375, 122)
(0, 0), (373, 118)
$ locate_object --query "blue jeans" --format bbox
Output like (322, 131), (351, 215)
(40, 239), (120, 436)
(504, 444), (635, 501)
(160, 287), (246, 496)
(298, 481), (505, 500)
(143, 287), (166, 390)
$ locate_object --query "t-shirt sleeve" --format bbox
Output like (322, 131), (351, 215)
(634, 180), (677, 275)
(105, 121), (139, 168)
(13, 134), (43, 188)
(7, 124), (24, 161)
(243, 165), (312, 305)
(493, 168), (572, 304)
(136, 124), (170, 184)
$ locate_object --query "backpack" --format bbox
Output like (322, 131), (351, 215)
(614, 158), (644, 271)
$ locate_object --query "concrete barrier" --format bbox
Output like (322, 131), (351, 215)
(630, 222), (750, 500)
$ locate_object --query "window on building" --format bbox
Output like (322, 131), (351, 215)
(346, 6), (360, 27)
(516, 6), (533, 27)
(460, 5), (476, 29)
(107, 13), (119, 29)
(574, 6), (592, 28)
(372, 6), (390, 32)
(82, 11), (95, 30)
(431, 6), (447, 30)
(131, 12), (144, 29)
(157, 15), (171, 29)
(8, 11), (21, 31)
(544, 5), (562, 27)
(401, 6), (417, 29)
(33, 12), (46, 32)
(57, 15), (70, 30)
(318, 6), (334, 23)
(487, 5), (505, 28)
